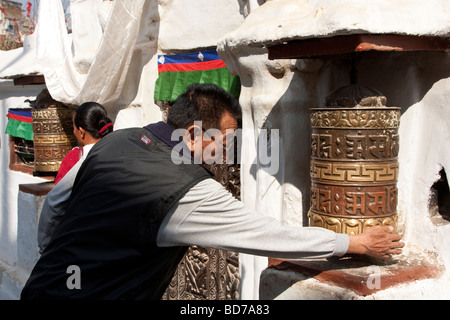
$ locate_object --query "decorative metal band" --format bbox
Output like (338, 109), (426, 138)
(311, 159), (399, 184)
(34, 146), (74, 162)
(32, 106), (77, 173)
(310, 182), (397, 218)
(311, 128), (399, 161)
(33, 134), (78, 146)
(34, 161), (63, 172)
(31, 108), (73, 120)
(33, 119), (74, 134)
(308, 211), (397, 235)
(310, 108), (401, 129)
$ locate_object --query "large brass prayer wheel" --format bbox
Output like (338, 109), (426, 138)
(32, 105), (77, 174)
(308, 85), (400, 235)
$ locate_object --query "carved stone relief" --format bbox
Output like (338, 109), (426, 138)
(162, 163), (241, 300)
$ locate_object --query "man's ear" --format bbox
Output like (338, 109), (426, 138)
(183, 124), (203, 152)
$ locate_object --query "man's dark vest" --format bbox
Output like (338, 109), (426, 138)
(21, 125), (212, 299)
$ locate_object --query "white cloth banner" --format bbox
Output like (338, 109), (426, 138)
(36, 0), (146, 107)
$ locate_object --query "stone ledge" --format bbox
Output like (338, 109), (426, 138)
(261, 249), (446, 299)
(18, 182), (54, 196)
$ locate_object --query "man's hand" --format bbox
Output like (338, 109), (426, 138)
(348, 226), (404, 259)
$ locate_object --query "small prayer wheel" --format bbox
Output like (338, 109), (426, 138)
(32, 105), (77, 174)
(308, 85), (400, 235)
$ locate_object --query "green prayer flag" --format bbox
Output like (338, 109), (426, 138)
(6, 118), (33, 140)
(154, 49), (241, 101)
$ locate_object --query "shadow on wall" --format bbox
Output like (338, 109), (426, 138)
(249, 57), (350, 224)
(355, 51), (450, 114)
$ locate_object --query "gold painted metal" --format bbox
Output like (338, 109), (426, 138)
(310, 182), (398, 217)
(310, 108), (401, 129)
(309, 212), (398, 235)
(311, 128), (399, 161)
(311, 160), (399, 184)
(32, 105), (77, 173)
(308, 85), (400, 235)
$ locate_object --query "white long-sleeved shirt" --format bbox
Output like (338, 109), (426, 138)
(157, 178), (349, 259)
(39, 166), (349, 258)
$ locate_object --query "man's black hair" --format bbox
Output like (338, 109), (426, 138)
(167, 83), (241, 130)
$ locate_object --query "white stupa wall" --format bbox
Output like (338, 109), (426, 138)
(219, 0), (450, 298)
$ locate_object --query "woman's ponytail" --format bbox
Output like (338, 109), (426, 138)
(74, 102), (113, 139)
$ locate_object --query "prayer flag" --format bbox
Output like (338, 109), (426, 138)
(5, 109), (33, 140)
(154, 49), (240, 101)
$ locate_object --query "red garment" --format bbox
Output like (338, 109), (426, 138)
(55, 147), (83, 184)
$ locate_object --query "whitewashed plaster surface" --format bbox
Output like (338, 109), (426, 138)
(157, 0), (245, 51)
(117, 0), (246, 127)
(219, 0), (450, 299)
(0, 34), (42, 79)
(24, 0), (247, 128)
(223, 0), (450, 47)
(2, 0), (450, 300)
(0, 0), (254, 300)
(0, 79), (47, 299)
(115, 0), (245, 128)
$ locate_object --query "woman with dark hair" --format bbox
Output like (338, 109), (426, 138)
(38, 102), (113, 253)
(54, 102), (113, 184)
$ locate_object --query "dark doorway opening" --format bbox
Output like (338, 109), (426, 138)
(430, 167), (450, 224)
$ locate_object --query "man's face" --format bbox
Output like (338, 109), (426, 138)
(203, 111), (238, 164)
(186, 111), (238, 165)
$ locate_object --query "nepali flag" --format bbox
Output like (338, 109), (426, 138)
(154, 49), (240, 101)
(6, 109), (33, 140)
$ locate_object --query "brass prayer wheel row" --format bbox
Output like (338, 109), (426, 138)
(308, 85), (400, 235)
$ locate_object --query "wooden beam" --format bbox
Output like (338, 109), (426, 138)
(268, 34), (450, 60)
(13, 75), (46, 86)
